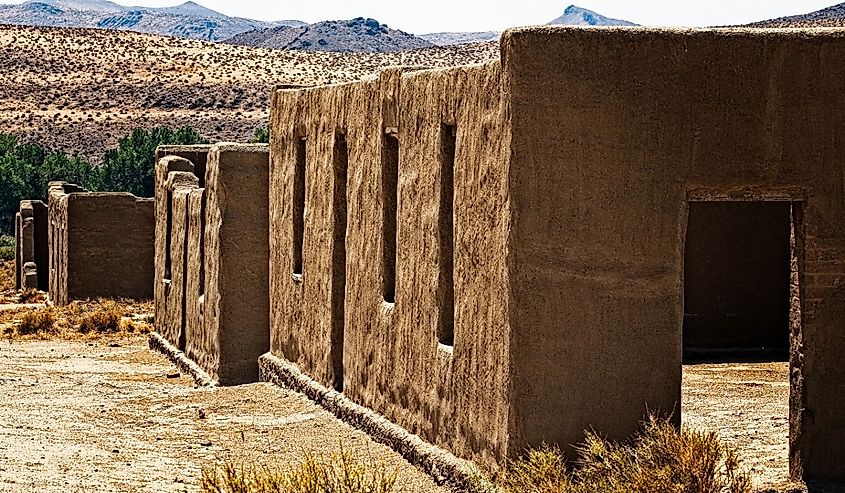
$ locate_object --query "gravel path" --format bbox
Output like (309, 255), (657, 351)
(0, 337), (446, 493)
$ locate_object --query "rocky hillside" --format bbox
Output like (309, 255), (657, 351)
(747, 2), (845, 27)
(0, 0), (304, 41)
(420, 31), (500, 46)
(549, 5), (637, 26)
(0, 24), (496, 158)
(226, 17), (434, 53)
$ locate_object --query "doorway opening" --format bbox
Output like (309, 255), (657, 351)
(683, 201), (792, 361)
(682, 200), (799, 487)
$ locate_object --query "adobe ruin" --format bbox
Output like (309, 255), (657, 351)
(14, 200), (48, 291)
(153, 143), (270, 385)
(256, 27), (845, 481)
(47, 181), (154, 305)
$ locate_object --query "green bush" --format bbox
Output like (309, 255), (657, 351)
(0, 127), (209, 235)
(249, 126), (269, 144)
(0, 235), (13, 261)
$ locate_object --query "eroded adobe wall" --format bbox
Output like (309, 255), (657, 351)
(156, 145), (211, 188)
(15, 201), (48, 290)
(48, 182), (74, 305)
(269, 63), (512, 467)
(203, 144), (270, 385)
(63, 193), (154, 301)
(502, 27), (845, 480)
(184, 188), (210, 373)
(154, 154), (200, 341)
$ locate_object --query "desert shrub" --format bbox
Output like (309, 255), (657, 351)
(77, 305), (122, 334)
(17, 309), (56, 335)
(0, 260), (13, 291)
(0, 235), (14, 261)
(18, 289), (45, 303)
(498, 416), (752, 493)
(201, 451), (397, 493)
(249, 126), (269, 144)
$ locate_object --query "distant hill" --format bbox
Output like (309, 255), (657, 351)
(420, 31), (500, 46)
(0, 0), (304, 41)
(549, 5), (637, 26)
(747, 2), (845, 27)
(226, 17), (434, 53)
(422, 5), (635, 46)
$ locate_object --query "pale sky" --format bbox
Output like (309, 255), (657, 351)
(9, 0), (840, 33)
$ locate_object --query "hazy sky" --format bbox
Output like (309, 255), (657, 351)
(10, 1), (839, 33)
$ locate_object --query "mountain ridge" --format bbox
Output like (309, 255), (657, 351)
(0, 0), (304, 40)
(225, 17), (434, 53)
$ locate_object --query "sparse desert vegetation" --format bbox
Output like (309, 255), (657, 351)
(498, 417), (752, 493)
(202, 451), (398, 493)
(0, 298), (153, 339)
(0, 24), (496, 160)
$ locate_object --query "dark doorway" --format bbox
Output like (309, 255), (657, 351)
(683, 202), (792, 361)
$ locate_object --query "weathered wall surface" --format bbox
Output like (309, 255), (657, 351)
(154, 153), (201, 339)
(502, 27), (845, 480)
(154, 144), (269, 385)
(269, 64), (512, 467)
(204, 144), (270, 385)
(48, 182), (154, 305)
(14, 200), (48, 290)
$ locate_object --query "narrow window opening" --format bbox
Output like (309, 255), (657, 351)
(382, 133), (399, 304)
(293, 137), (306, 277)
(165, 190), (173, 280)
(438, 124), (456, 347)
(198, 192), (206, 296)
(331, 132), (349, 392)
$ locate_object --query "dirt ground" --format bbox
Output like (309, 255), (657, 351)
(683, 361), (799, 492)
(0, 336), (447, 493)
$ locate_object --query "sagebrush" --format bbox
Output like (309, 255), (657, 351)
(498, 416), (752, 493)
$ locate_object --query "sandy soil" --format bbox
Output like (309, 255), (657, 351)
(683, 362), (798, 491)
(0, 337), (447, 493)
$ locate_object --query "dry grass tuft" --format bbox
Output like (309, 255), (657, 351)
(0, 260), (13, 292)
(498, 416), (752, 493)
(201, 451), (397, 493)
(78, 304), (122, 334)
(1, 298), (153, 339)
(18, 288), (46, 304)
(16, 309), (56, 336)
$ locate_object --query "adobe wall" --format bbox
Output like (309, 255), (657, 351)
(501, 27), (845, 480)
(14, 200), (48, 291)
(154, 144), (269, 385)
(269, 64), (512, 467)
(48, 182), (154, 305)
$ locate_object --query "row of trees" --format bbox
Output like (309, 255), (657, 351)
(0, 125), (270, 235)
(0, 127), (208, 234)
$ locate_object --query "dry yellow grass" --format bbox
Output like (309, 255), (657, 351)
(1, 298), (153, 340)
(497, 416), (752, 493)
(201, 451), (398, 493)
(0, 260), (13, 292)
